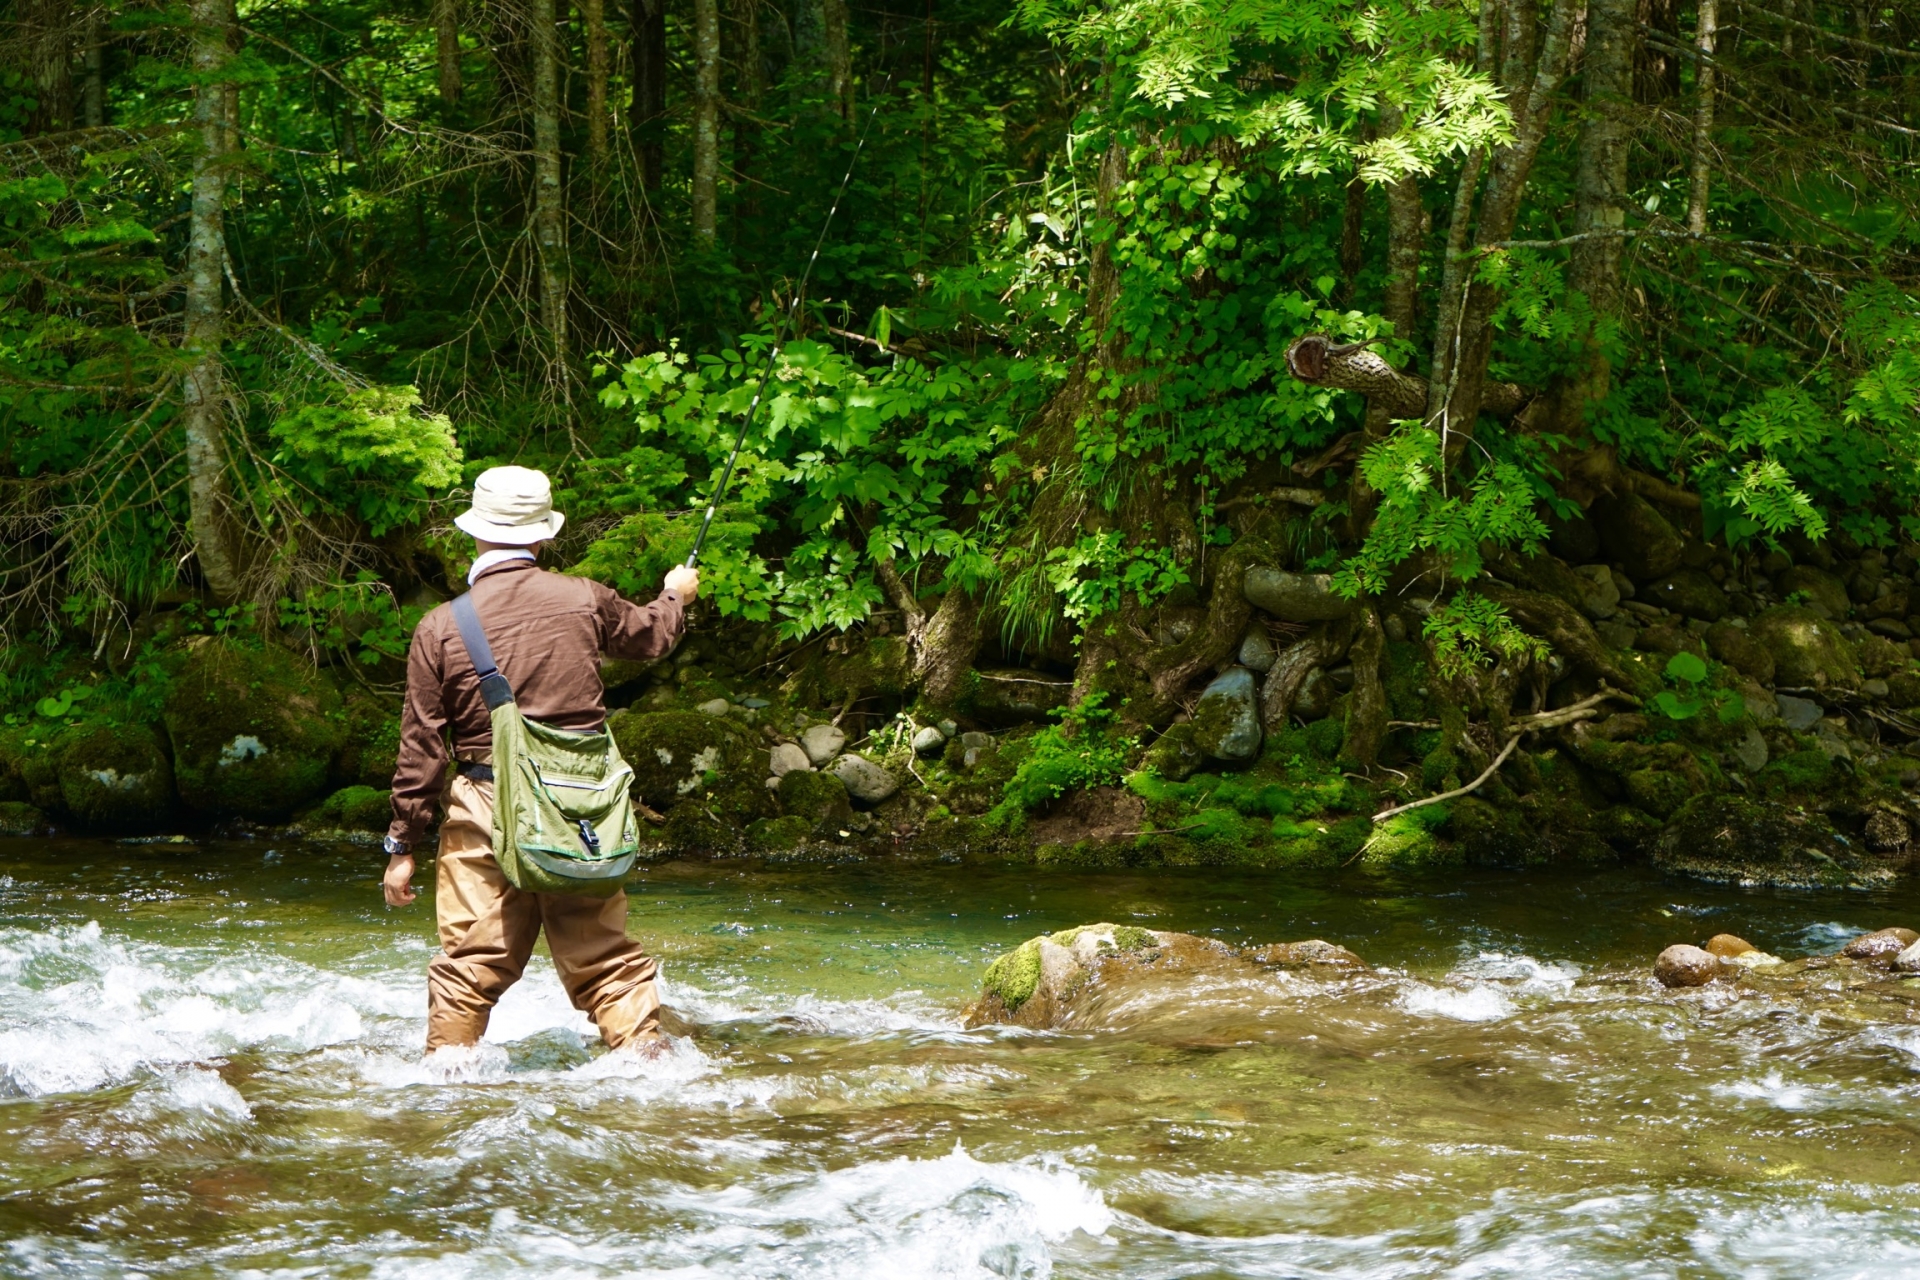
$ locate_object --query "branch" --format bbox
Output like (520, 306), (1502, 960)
(1285, 335), (1530, 419)
(1373, 733), (1521, 823)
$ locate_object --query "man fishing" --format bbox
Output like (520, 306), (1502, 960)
(381, 465), (698, 1056)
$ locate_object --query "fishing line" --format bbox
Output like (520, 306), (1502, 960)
(685, 83), (894, 570)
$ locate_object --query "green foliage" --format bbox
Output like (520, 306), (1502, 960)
(1651, 651), (1746, 724)
(275, 577), (423, 666)
(1043, 531), (1189, 625)
(1423, 593), (1551, 681)
(268, 386), (463, 536)
(990, 694), (1138, 823)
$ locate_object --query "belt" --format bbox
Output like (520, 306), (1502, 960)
(457, 760), (495, 783)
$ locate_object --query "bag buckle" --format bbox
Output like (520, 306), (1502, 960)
(576, 819), (601, 856)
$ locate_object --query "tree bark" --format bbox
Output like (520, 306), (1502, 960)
(1570, 0), (1635, 399)
(81, 5), (105, 127)
(530, 0), (569, 356)
(871, 559), (984, 708)
(585, 0), (609, 169)
(732, 0), (763, 218)
(1259, 618), (1355, 730)
(1686, 0), (1718, 235)
(1287, 335), (1530, 420)
(631, 0), (667, 193)
(691, 0), (720, 242)
(1344, 608), (1388, 767)
(823, 0), (852, 120)
(434, 0), (462, 103)
(25, 0), (74, 136)
(182, 0), (243, 602)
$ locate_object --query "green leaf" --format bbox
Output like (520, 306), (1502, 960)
(1664, 652), (1709, 684)
(35, 695), (72, 719)
(1716, 692), (1748, 725)
(1651, 690), (1701, 721)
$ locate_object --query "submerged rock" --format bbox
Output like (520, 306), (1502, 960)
(163, 639), (346, 820)
(1841, 927), (1919, 960)
(1248, 940), (1367, 968)
(1191, 667), (1262, 761)
(1243, 568), (1356, 623)
(1655, 944), (1721, 987)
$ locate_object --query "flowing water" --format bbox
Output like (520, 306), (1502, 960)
(3, 837), (1920, 1278)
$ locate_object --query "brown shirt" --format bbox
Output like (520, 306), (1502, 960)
(386, 559), (685, 848)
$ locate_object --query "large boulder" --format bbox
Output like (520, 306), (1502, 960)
(609, 708), (750, 809)
(1776, 564), (1850, 618)
(336, 692), (402, 789)
(1243, 568), (1356, 622)
(58, 724), (173, 829)
(1190, 666), (1261, 761)
(1706, 623), (1775, 683)
(1749, 606), (1861, 690)
(968, 669), (1073, 726)
(1645, 570), (1728, 622)
(1593, 492), (1685, 583)
(163, 640), (347, 820)
(1653, 794), (1897, 888)
(777, 768), (853, 826)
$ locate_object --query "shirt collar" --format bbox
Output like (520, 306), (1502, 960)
(467, 548), (536, 584)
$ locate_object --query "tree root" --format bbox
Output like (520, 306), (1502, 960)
(1477, 581), (1635, 689)
(1343, 607), (1388, 766)
(1373, 733), (1522, 823)
(1259, 616), (1355, 729)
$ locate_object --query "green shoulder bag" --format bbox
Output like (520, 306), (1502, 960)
(451, 591), (640, 896)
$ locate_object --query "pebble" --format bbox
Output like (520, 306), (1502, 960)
(1841, 926), (1919, 960)
(828, 753), (899, 804)
(696, 698), (731, 717)
(769, 742), (811, 777)
(1893, 939), (1920, 973)
(959, 731), (992, 750)
(911, 726), (947, 754)
(764, 776), (781, 790)
(1704, 933), (1756, 958)
(801, 724), (846, 765)
(1776, 694), (1823, 732)
(1654, 944), (1721, 988)
(742, 697), (770, 709)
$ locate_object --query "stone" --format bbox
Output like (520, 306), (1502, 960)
(1857, 635), (1905, 678)
(1292, 666), (1335, 720)
(1655, 944), (1721, 988)
(1249, 940), (1368, 968)
(742, 697), (771, 709)
(1243, 567), (1357, 622)
(938, 720), (957, 738)
(1596, 619), (1639, 651)
(163, 639), (347, 820)
(1775, 694), (1823, 732)
(769, 742), (811, 776)
(1547, 510), (1602, 563)
(800, 723), (846, 765)
(1645, 570), (1728, 622)
(1893, 939), (1920, 973)
(828, 753), (900, 805)
(1842, 926), (1918, 959)
(1704, 933), (1757, 958)
(1866, 810), (1910, 852)
(1749, 606), (1861, 690)
(1741, 683), (1779, 723)
(610, 709), (746, 808)
(1191, 666), (1262, 761)
(300, 785), (392, 833)
(777, 768), (853, 825)
(765, 775), (781, 791)
(0, 801), (46, 836)
(911, 726), (947, 754)
(1730, 723), (1769, 774)
(1573, 563), (1621, 620)
(695, 698), (732, 717)
(1237, 626), (1278, 673)
(959, 731), (992, 750)
(969, 669), (1073, 726)
(1706, 622), (1776, 683)
(58, 724), (174, 830)
(1593, 492), (1685, 582)
(1869, 618), (1914, 640)
(1141, 722), (1205, 782)
(1653, 794), (1892, 889)
(1777, 564), (1851, 619)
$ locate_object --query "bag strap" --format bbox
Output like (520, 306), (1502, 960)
(450, 592), (517, 710)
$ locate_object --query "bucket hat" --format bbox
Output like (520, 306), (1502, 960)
(453, 465), (567, 544)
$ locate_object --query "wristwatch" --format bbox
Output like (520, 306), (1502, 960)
(383, 835), (410, 857)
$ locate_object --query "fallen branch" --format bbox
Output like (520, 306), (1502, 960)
(1373, 733), (1522, 824)
(1285, 334), (1531, 419)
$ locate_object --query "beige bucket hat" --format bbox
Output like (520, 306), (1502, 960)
(454, 465), (567, 544)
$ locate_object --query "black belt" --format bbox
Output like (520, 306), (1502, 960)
(457, 760), (495, 782)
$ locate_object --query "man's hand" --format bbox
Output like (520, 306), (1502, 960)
(665, 564), (700, 602)
(383, 853), (418, 907)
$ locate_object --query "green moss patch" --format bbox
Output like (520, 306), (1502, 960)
(982, 938), (1043, 1010)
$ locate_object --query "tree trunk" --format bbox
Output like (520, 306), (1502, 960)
(1343, 608), (1388, 768)
(871, 560), (985, 708)
(25, 0), (74, 136)
(585, 0), (609, 169)
(691, 0), (720, 242)
(732, 0), (763, 219)
(1380, 131), (1424, 338)
(182, 0), (243, 602)
(530, 0), (569, 357)
(81, 5), (105, 127)
(1570, 0), (1635, 398)
(631, 0), (667, 193)
(1686, 0), (1718, 235)
(823, 0), (851, 120)
(434, 0), (462, 103)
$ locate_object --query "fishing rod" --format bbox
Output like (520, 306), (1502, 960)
(684, 87), (893, 570)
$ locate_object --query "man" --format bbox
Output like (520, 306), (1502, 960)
(382, 465), (698, 1054)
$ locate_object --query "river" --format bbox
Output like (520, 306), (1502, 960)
(2, 837), (1919, 1277)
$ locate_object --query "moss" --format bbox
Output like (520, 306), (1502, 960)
(1383, 641), (1434, 721)
(747, 814), (811, 850)
(162, 639), (347, 820)
(1759, 747), (1834, 793)
(1048, 923), (1158, 952)
(982, 938), (1043, 1010)
(777, 769), (854, 825)
(1421, 744), (1461, 791)
(1141, 722), (1206, 782)
(337, 693), (402, 789)
(609, 709), (747, 809)
(1624, 766), (1693, 819)
(0, 801), (45, 836)
(304, 785), (392, 832)
(58, 724), (173, 830)
(1749, 606), (1861, 690)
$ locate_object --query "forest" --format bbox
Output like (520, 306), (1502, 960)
(3, 0), (1920, 880)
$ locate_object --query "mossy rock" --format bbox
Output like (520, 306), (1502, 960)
(746, 814), (812, 851)
(817, 636), (912, 703)
(981, 938), (1044, 1011)
(162, 639), (348, 820)
(1593, 492), (1684, 582)
(1653, 793), (1895, 888)
(1856, 635), (1906, 679)
(1383, 641), (1434, 721)
(336, 693), (403, 789)
(1757, 747), (1835, 795)
(1645, 569), (1728, 622)
(1142, 722), (1206, 782)
(778, 768), (853, 827)
(58, 724), (173, 830)
(1357, 810), (1456, 869)
(0, 801), (46, 836)
(1624, 765), (1695, 819)
(1706, 623), (1775, 684)
(0, 725), (64, 813)
(302, 785), (392, 832)
(1776, 564), (1850, 618)
(609, 708), (749, 809)
(1749, 606), (1860, 691)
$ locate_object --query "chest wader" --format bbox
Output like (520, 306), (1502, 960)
(450, 593), (640, 897)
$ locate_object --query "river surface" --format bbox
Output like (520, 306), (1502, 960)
(3, 838), (1920, 1278)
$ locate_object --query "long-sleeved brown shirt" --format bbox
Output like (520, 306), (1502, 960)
(386, 559), (685, 848)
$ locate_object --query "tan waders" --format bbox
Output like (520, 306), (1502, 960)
(425, 774), (661, 1052)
